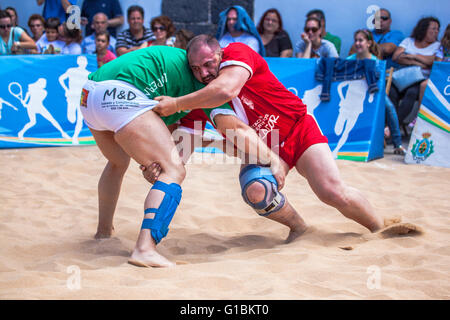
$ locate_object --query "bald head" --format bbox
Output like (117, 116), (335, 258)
(92, 12), (108, 33)
(186, 34), (221, 60)
(186, 34), (223, 84)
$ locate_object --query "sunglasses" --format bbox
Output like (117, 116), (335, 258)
(380, 16), (390, 21)
(0, 24), (12, 29)
(304, 27), (319, 33)
(152, 26), (166, 31)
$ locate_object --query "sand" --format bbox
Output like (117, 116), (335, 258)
(0, 145), (449, 300)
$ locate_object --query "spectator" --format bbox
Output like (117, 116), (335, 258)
(81, 12), (117, 54)
(306, 9), (341, 55)
(0, 10), (37, 55)
(362, 8), (404, 69)
(257, 8), (293, 57)
(5, 7), (24, 29)
(347, 29), (405, 155)
(436, 24), (450, 62)
(389, 17), (441, 128)
(146, 15), (176, 47)
(59, 21), (82, 54)
(95, 30), (116, 68)
(174, 29), (195, 50)
(295, 17), (338, 58)
(28, 14), (45, 43)
(36, 0), (76, 23)
(36, 17), (65, 54)
(115, 5), (154, 57)
(216, 5), (265, 56)
(5, 6), (30, 54)
(81, 0), (124, 38)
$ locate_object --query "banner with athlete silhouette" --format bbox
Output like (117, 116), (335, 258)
(405, 62), (450, 168)
(266, 58), (386, 162)
(0, 54), (97, 148)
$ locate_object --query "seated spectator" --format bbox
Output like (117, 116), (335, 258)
(257, 8), (293, 57)
(81, 0), (124, 38)
(146, 15), (176, 47)
(5, 7), (26, 31)
(95, 30), (116, 67)
(216, 5), (265, 56)
(436, 24), (450, 62)
(115, 5), (154, 56)
(347, 29), (405, 155)
(295, 17), (338, 58)
(369, 8), (404, 69)
(36, 17), (65, 54)
(173, 29), (195, 50)
(306, 9), (341, 55)
(389, 17), (441, 128)
(27, 14), (45, 53)
(59, 21), (82, 54)
(37, 0), (76, 23)
(0, 10), (37, 55)
(28, 14), (45, 42)
(81, 12), (117, 54)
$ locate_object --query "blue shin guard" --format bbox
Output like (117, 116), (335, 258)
(141, 181), (182, 244)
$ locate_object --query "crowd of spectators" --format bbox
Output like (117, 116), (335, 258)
(0, 2), (448, 153)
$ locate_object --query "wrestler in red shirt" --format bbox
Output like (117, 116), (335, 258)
(150, 35), (404, 241)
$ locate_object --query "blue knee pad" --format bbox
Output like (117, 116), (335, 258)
(141, 181), (182, 244)
(239, 164), (285, 216)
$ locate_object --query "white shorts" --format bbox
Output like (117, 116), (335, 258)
(80, 79), (157, 132)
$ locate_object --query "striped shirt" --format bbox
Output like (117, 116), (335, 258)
(115, 27), (155, 50)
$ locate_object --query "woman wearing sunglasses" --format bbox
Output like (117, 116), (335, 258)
(0, 10), (36, 55)
(295, 17), (338, 58)
(146, 15), (176, 47)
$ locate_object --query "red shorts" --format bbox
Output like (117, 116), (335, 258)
(278, 114), (328, 169)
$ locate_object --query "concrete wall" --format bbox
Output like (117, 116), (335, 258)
(2, 0), (449, 58)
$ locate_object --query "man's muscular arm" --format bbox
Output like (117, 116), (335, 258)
(153, 65), (250, 117)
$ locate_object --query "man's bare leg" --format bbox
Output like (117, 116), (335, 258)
(114, 110), (186, 267)
(242, 162), (308, 243)
(91, 130), (130, 239)
(296, 143), (384, 232)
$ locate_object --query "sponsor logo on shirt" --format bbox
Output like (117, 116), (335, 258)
(241, 94), (254, 110)
(252, 114), (279, 139)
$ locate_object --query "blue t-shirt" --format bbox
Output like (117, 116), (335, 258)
(371, 29), (404, 69)
(294, 38), (339, 58)
(42, 0), (77, 22)
(0, 27), (23, 55)
(81, 0), (123, 37)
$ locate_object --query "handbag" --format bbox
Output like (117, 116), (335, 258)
(392, 66), (426, 92)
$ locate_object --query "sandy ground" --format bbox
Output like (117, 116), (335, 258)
(0, 144), (449, 300)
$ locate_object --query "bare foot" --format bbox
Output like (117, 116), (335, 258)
(128, 248), (175, 268)
(94, 226), (115, 240)
(285, 225), (310, 243)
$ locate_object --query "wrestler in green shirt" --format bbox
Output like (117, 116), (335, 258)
(88, 46), (231, 125)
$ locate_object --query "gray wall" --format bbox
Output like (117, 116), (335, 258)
(3, 0), (449, 58)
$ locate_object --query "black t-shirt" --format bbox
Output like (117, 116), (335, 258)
(263, 30), (293, 57)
